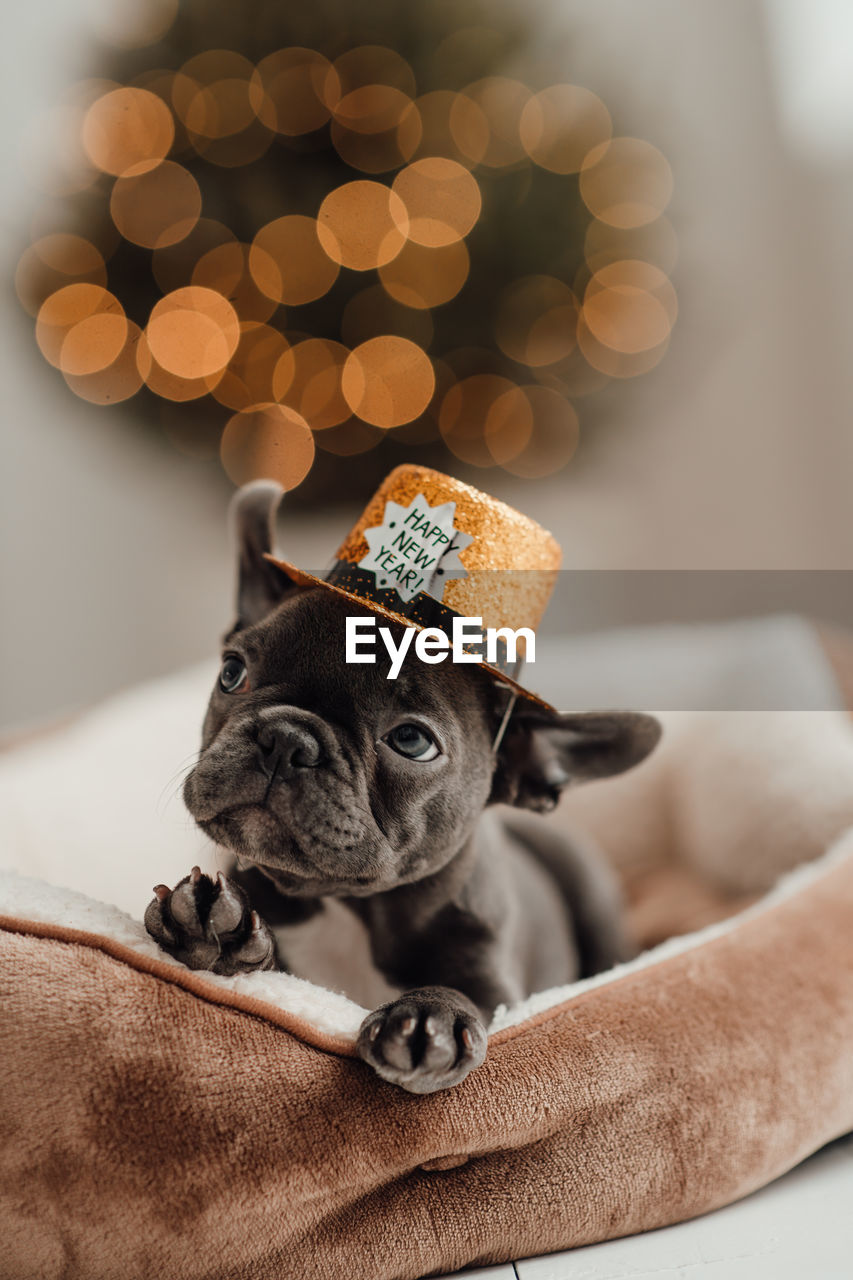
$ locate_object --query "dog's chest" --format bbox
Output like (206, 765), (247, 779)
(273, 900), (401, 1009)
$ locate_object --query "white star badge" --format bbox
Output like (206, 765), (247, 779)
(358, 493), (473, 603)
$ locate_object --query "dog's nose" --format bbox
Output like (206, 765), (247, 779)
(255, 722), (325, 780)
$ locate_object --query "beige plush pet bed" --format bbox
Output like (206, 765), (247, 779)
(2, 618), (853, 1280)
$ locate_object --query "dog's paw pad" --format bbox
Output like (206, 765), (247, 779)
(144, 870), (276, 975)
(357, 995), (487, 1093)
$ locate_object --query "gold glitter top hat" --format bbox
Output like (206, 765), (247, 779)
(267, 464), (562, 707)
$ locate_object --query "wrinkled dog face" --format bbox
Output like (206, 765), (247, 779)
(184, 587), (499, 897)
(184, 481), (662, 899)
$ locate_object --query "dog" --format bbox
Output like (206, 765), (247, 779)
(145, 481), (661, 1093)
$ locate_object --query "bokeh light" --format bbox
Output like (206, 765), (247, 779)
(152, 218), (237, 293)
(36, 284), (124, 368)
(20, 7), (677, 491)
(110, 160), (202, 249)
(414, 90), (489, 167)
(495, 275), (579, 367)
(211, 323), (290, 412)
(16, 234), (107, 317)
(62, 321), (144, 404)
(192, 242), (278, 325)
(272, 338), (350, 429)
(392, 158), (481, 247)
(457, 77), (530, 168)
(250, 216), (339, 305)
(500, 386), (580, 478)
(330, 86), (422, 173)
(334, 46), (416, 98)
(146, 287), (240, 380)
(220, 402), (315, 489)
(439, 374), (527, 467)
(379, 238), (469, 309)
(519, 84), (611, 174)
(317, 181), (408, 270)
(83, 87), (174, 176)
(250, 48), (340, 135)
(342, 336), (435, 427)
(580, 137), (674, 228)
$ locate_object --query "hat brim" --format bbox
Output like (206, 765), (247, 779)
(265, 554), (556, 713)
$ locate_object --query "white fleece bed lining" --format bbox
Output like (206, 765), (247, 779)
(4, 825), (852, 1044)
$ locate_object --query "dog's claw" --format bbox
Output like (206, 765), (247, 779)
(144, 870), (276, 976)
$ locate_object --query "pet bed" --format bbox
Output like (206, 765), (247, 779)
(2, 616), (853, 1280)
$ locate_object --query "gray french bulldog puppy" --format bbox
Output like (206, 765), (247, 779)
(146, 482), (660, 1093)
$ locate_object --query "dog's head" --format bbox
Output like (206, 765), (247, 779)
(184, 482), (661, 896)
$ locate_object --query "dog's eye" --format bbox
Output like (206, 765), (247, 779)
(219, 655), (249, 694)
(385, 723), (440, 761)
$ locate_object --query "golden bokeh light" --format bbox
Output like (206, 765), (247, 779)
(317, 181), (408, 271)
(333, 46), (416, 98)
(62, 320), (144, 405)
(414, 90), (489, 167)
(439, 373), (523, 467)
(519, 84), (612, 174)
(576, 311), (670, 379)
(330, 86), (422, 173)
(15, 234), (107, 317)
(146, 286), (240, 380)
(60, 311), (128, 376)
(483, 384), (536, 466)
(174, 50), (256, 139)
(110, 160), (202, 249)
(88, 0), (179, 51)
(580, 137), (674, 229)
(495, 275), (578, 367)
(457, 77), (530, 168)
(392, 158), (481, 248)
(211, 323), (291, 412)
(19, 29), (678, 485)
(587, 259), (677, 324)
(250, 216), (340, 306)
(379, 238), (469, 309)
(220, 402), (315, 490)
(250, 48), (340, 136)
(152, 218), (237, 294)
(82, 87), (174, 176)
(582, 260), (675, 354)
(192, 241), (278, 325)
(36, 283), (124, 369)
(136, 328), (217, 401)
(272, 338), (350, 429)
(584, 216), (678, 275)
(500, 386), (580, 478)
(341, 285), (434, 350)
(342, 336), (435, 427)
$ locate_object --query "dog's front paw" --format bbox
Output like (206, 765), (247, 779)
(144, 867), (276, 975)
(357, 987), (487, 1094)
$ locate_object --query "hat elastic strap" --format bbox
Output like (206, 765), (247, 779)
(491, 656), (524, 754)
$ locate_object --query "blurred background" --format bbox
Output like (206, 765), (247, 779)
(2, 0), (853, 730)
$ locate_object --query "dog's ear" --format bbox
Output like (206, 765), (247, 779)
(491, 703), (661, 812)
(229, 481), (293, 630)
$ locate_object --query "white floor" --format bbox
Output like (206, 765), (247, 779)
(441, 1132), (853, 1280)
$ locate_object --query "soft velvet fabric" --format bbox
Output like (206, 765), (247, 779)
(2, 835), (853, 1280)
